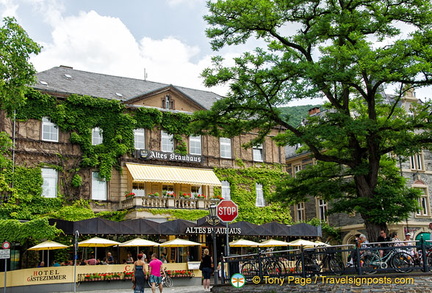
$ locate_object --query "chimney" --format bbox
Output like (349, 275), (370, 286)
(308, 107), (320, 116)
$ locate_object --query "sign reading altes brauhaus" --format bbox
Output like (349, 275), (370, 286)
(185, 226), (241, 234)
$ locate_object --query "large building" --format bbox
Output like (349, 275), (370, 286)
(0, 65), (287, 221)
(285, 90), (432, 244)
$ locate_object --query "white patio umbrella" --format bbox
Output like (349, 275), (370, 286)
(119, 238), (160, 255)
(314, 240), (330, 247)
(286, 239), (317, 247)
(160, 238), (201, 263)
(28, 240), (69, 267)
(229, 239), (260, 247)
(160, 238), (201, 247)
(78, 237), (121, 261)
(259, 239), (290, 247)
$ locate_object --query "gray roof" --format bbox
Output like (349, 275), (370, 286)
(33, 66), (222, 110)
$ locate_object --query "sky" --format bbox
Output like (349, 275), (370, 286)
(0, 0), (430, 103)
(0, 0), (239, 96)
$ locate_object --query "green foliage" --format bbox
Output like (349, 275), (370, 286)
(15, 91), (198, 181)
(307, 218), (341, 243)
(0, 17), (41, 113)
(48, 200), (95, 221)
(97, 210), (128, 222)
(214, 165), (292, 224)
(146, 209), (209, 221)
(200, 0), (432, 234)
(278, 105), (321, 127)
(0, 217), (62, 243)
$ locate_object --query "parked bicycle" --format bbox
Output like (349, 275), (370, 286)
(295, 248), (344, 277)
(361, 247), (412, 274)
(240, 252), (286, 280)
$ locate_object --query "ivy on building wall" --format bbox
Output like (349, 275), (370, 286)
(13, 89), (194, 181)
(214, 164), (292, 224)
(0, 217), (62, 243)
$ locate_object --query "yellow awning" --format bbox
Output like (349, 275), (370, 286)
(126, 163), (221, 186)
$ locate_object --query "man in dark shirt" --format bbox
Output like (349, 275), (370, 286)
(377, 230), (391, 257)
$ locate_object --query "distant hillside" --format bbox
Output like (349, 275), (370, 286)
(279, 104), (321, 127)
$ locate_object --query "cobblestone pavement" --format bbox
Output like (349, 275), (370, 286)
(61, 285), (209, 293)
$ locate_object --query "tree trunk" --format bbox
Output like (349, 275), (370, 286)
(363, 219), (387, 243)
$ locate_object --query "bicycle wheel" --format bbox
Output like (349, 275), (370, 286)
(164, 275), (173, 288)
(295, 258), (318, 277)
(329, 257), (344, 275)
(391, 252), (412, 273)
(362, 253), (379, 275)
(241, 262), (258, 280)
(264, 260), (284, 276)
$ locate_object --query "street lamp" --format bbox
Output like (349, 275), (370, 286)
(208, 204), (219, 286)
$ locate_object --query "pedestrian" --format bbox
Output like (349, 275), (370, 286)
(199, 248), (213, 291)
(148, 253), (164, 293)
(132, 253), (147, 293)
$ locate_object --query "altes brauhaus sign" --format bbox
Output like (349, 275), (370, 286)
(136, 149), (202, 163)
(185, 227), (241, 235)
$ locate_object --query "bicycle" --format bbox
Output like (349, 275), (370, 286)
(240, 253), (286, 280)
(360, 247), (412, 274)
(147, 273), (173, 288)
(295, 248), (344, 276)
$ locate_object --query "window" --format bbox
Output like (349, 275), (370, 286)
(134, 128), (145, 149)
(41, 117), (59, 142)
(416, 188), (430, 217)
(162, 185), (175, 196)
(255, 183), (265, 207)
(161, 130), (174, 152)
(41, 168), (58, 198)
(220, 137), (232, 158)
(410, 153), (424, 171)
(189, 135), (202, 155)
(221, 181), (231, 200)
(295, 202), (306, 222)
(162, 95), (174, 109)
(191, 186), (202, 197)
(132, 182), (145, 196)
(91, 172), (107, 200)
(253, 144), (264, 162)
(317, 199), (328, 221)
(92, 127), (103, 145)
(293, 165), (302, 177)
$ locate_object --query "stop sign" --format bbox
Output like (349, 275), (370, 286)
(216, 200), (238, 222)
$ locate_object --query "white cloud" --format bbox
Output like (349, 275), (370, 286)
(0, 0), (18, 18)
(31, 9), (231, 96)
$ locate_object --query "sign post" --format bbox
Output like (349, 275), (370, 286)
(216, 200), (239, 256)
(1, 241), (11, 293)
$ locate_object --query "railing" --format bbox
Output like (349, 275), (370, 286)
(121, 196), (220, 210)
(220, 239), (432, 283)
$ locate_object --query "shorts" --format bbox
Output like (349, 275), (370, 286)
(149, 275), (162, 285)
(202, 267), (213, 279)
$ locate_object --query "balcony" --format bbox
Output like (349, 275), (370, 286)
(121, 195), (221, 210)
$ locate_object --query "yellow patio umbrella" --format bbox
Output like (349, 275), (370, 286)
(258, 239), (290, 247)
(229, 239), (260, 247)
(28, 240), (69, 266)
(119, 238), (160, 255)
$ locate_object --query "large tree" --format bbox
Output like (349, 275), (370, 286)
(196, 0), (432, 240)
(0, 16), (41, 113)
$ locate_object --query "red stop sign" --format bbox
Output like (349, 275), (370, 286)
(216, 200), (238, 222)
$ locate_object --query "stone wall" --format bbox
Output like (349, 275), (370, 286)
(212, 274), (432, 293)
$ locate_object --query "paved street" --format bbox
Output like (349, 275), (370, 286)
(60, 285), (209, 293)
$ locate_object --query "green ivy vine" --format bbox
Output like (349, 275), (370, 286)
(214, 163), (292, 225)
(15, 89), (194, 181)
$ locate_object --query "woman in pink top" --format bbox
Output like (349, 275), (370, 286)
(148, 253), (165, 293)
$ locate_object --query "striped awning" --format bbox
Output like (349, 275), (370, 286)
(126, 163), (221, 186)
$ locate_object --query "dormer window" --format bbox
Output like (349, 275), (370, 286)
(162, 95), (174, 110)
